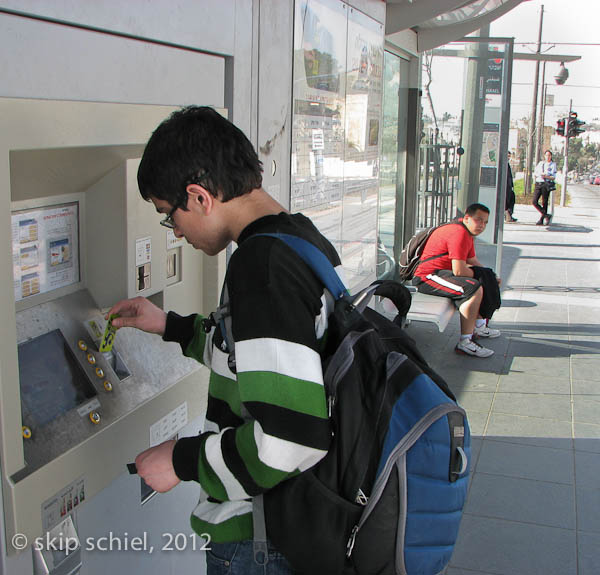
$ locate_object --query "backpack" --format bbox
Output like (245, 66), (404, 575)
(215, 233), (470, 575)
(398, 224), (451, 282)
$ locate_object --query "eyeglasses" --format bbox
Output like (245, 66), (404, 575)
(159, 171), (209, 230)
(160, 197), (186, 230)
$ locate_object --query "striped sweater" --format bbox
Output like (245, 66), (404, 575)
(164, 212), (342, 543)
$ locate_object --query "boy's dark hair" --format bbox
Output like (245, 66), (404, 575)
(465, 203), (490, 216)
(137, 106), (263, 207)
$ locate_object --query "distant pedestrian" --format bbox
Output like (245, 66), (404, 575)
(533, 149), (556, 226)
(505, 151), (517, 222)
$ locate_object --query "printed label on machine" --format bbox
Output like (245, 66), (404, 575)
(42, 476), (86, 531)
(150, 402), (188, 447)
(135, 236), (152, 266)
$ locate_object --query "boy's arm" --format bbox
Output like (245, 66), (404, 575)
(171, 239), (332, 501)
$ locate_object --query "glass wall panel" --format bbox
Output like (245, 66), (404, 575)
(291, 0), (384, 291)
(377, 51), (400, 279)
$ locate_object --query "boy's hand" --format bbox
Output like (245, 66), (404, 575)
(135, 440), (180, 493)
(106, 297), (167, 336)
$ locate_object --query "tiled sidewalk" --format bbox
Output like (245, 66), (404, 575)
(405, 184), (600, 575)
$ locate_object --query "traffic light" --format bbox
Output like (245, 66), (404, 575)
(556, 118), (565, 136)
(567, 111), (586, 138)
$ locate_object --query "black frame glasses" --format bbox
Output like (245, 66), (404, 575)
(159, 171), (210, 230)
(159, 198), (185, 229)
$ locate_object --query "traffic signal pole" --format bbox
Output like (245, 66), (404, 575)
(524, 5), (544, 199)
(561, 99), (572, 207)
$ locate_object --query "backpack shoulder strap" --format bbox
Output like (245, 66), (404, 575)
(253, 232), (348, 300)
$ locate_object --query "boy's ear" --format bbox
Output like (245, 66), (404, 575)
(186, 184), (212, 212)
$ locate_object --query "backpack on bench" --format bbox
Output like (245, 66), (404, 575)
(217, 233), (471, 575)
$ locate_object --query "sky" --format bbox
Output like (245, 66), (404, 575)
(490, 0), (600, 125)
(424, 0), (600, 129)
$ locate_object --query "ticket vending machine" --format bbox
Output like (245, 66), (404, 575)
(0, 99), (224, 572)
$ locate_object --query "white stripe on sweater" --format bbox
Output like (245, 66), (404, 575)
(204, 431), (250, 501)
(253, 421), (328, 472)
(211, 346), (236, 380)
(192, 500), (252, 524)
(235, 338), (324, 385)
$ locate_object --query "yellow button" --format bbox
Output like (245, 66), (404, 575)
(22, 426), (32, 439)
(103, 381), (113, 392)
(89, 411), (101, 425)
(95, 367), (104, 378)
(87, 353), (96, 365)
(78, 340), (88, 351)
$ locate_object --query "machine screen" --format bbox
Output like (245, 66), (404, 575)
(11, 202), (80, 302)
(18, 329), (97, 428)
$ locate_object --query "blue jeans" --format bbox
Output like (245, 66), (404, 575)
(206, 540), (295, 575)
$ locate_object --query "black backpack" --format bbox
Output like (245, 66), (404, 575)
(217, 233), (470, 575)
(397, 224), (452, 282)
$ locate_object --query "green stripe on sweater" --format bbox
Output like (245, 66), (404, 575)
(237, 371), (328, 418)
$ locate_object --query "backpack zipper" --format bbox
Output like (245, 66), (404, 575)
(345, 402), (467, 558)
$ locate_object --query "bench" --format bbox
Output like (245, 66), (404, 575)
(405, 287), (455, 332)
(373, 286), (456, 333)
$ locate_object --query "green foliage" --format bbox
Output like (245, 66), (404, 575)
(514, 178), (563, 206)
(554, 139), (600, 172)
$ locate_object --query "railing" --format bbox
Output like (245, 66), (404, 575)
(417, 136), (459, 229)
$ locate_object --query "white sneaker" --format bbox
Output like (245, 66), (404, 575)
(473, 324), (501, 339)
(455, 338), (494, 358)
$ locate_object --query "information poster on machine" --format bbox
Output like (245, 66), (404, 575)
(291, 0), (383, 291)
(11, 202), (80, 302)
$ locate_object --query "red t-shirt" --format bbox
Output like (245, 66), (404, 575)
(414, 222), (475, 278)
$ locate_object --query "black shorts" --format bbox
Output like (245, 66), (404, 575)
(414, 270), (481, 307)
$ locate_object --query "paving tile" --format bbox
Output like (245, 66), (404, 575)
(442, 367), (499, 393)
(486, 412), (572, 450)
(506, 355), (571, 378)
(516, 332), (571, 343)
(496, 372), (570, 394)
(578, 531), (600, 575)
(572, 379), (600, 395)
(476, 440), (574, 484)
(572, 359), (600, 381)
(576, 487), (600, 533)
(507, 338), (572, 359)
(516, 309), (569, 324)
(437, 353), (507, 375)
(568, 341), (600, 360)
(573, 396), (600, 425)
(491, 392), (572, 422)
(575, 451), (600, 490)
(574, 423), (600, 454)
(453, 392), (495, 414)
(464, 411), (489, 437)
(469, 437), (483, 473)
(446, 569), (494, 575)
(450, 514), (576, 575)
(465, 472), (575, 529)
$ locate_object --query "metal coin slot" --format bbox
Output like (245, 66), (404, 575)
(101, 348), (132, 381)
